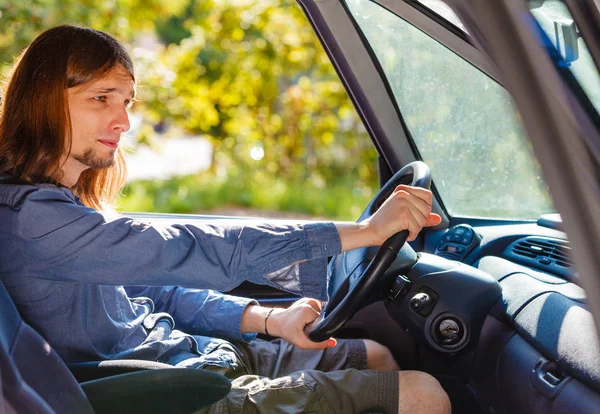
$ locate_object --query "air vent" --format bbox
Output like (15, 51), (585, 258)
(512, 237), (573, 268)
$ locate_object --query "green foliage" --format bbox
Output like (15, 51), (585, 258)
(118, 169), (376, 220)
(0, 0), (187, 65)
(137, 0), (376, 189)
(131, 0), (379, 215)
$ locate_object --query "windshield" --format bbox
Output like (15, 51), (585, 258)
(345, 0), (554, 219)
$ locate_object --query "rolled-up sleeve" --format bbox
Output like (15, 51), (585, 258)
(13, 187), (342, 300)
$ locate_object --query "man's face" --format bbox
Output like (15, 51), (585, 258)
(66, 65), (135, 170)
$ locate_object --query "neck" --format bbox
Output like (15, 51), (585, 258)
(60, 157), (88, 187)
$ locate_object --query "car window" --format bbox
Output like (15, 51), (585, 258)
(345, 0), (555, 219)
(119, 0), (380, 220)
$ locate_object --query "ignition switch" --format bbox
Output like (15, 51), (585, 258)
(438, 318), (461, 345)
(431, 314), (467, 351)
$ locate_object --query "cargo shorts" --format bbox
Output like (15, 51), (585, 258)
(196, 338), (399, 414)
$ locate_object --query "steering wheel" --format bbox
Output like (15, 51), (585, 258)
(306, 161), (432, 342)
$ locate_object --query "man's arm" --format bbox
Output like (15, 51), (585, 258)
(14, 184), (439, 304)
(14, 187), (341, 300)
(125, 286), (258, 343)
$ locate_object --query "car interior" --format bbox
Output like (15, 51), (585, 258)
(2, 0), (600, 413)
(0, 274), (231, 413)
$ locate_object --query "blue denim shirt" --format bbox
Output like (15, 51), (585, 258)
(0, 178), (341, 368)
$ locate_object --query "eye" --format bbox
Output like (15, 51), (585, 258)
(93, 96), (108, 103)
(125, 99), (134, 109)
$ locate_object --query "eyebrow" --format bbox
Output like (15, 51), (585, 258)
(90, 87), (136, 99)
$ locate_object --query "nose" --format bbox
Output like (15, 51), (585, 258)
(112, 105), (131, 133)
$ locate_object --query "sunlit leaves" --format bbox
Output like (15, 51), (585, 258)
(132, 0), (376, 191)
(0, 0), (187, 63)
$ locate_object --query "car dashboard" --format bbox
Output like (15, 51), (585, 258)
(422, 218), (600, 414)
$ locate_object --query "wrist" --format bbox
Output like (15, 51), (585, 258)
(336, 221), (381, 252)
(264, 308), (276, 336)
(264, 307), (285, 337)
(240, 305), (271, 335)
(363, 219), (384, 245)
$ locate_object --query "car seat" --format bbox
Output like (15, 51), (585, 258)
(0, 278), (231, 413)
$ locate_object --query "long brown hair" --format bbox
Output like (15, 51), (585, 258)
(0, 25), (135, 210)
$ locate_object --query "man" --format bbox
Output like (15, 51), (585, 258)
(0, 25), (449, 413)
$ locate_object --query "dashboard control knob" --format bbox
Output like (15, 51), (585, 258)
(409, 293), (431, 311)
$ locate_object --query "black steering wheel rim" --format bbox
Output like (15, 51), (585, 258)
(306, 161), (432, 342)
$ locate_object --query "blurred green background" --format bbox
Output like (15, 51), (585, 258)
(0, 0), (378, 219)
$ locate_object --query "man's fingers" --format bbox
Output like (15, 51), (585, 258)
(394, 184), (433, 203)
(304, 298), (322, 312)
(294, 298), (322, 312)
(295, 337), (337, 350)
(404, 207), (424, 241)
(405, 212), (441, 240)
(392, 190), (431, 223)
(425, 213), (442, 227)
(299, 339), (330, 350)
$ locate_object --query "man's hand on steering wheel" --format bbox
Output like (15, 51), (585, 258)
(244, 163), (443, 345)
(264, 299), (337, 350)
(336, 184), (442, 252)
(366, 185), (442, 243)
(248, 184), (442, 349)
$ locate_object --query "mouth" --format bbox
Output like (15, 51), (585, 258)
(98, 139), (119, 149)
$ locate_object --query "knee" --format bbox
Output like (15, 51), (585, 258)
(398, 371), (451, 414)
(363, 339), (399, 371)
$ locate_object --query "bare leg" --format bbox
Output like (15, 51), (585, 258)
(398, 370), (451, 414)
(363, 339), (401, 371)
(362, 340), (450, 413)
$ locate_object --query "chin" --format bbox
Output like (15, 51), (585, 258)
(87, 156), (116, 170)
